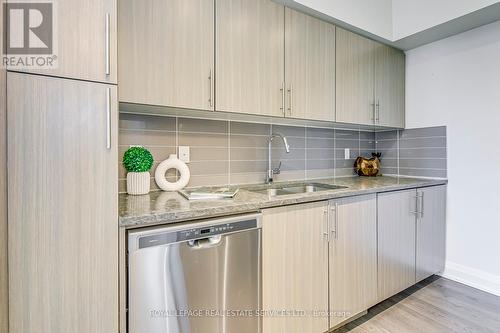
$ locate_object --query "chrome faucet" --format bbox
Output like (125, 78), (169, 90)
(266, 133), (290, 184)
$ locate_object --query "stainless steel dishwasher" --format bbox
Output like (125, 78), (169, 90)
(128, 213), (262, 333)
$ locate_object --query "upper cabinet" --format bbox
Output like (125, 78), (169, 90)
(336, 28), (405, 128)
(216, 0), (284, 117)
(285, 8), (336, 122)
(7, 0), (117, 84)
(119, 0), (214, 111)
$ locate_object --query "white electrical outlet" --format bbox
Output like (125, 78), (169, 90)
(344, 148), (350, 160)
(178, 146), (190, 163)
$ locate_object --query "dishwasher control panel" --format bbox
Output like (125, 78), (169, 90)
(136, 217), (260, 249)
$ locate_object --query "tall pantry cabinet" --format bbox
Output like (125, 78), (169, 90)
(6, 1), (119, 333)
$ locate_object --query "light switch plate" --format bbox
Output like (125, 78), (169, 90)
(344, 148), (350, 160)
(178, 146), (190, 163)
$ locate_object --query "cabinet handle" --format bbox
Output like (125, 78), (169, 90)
(330, 203), (338, 240)
(106, 88), (111, 149)
(420, 192), (425, 218)
(323, 209), (330, 242)
(410, 194), (419, 216)
(208, 70), (213, 108)
(287, 85), (293, 116)
(105, 13), (110, 76)
(280, 82), (285, 116)
(376, 100), (380, 124)
(371, 102), (376, 122)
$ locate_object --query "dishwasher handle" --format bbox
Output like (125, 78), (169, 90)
(187, 235), (223, 249)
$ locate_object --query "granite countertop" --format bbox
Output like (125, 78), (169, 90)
(119, 176), (447, 229)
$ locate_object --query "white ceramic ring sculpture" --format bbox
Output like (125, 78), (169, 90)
(155, 154), (191, 191)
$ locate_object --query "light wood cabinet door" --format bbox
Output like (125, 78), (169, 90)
(119, 0), (214, 110)
(263, 202), (329, 333)
(285, 8), (336, 121)
(7, 73), (118, 333)
(7, 0), (117, 83)
(336, 27), (376, 126)
(216, 0), (284, 117)
(329, 195), (377, 329)
(377, 189), (417, 301)
(416, 186), (447, 282)
(375, 45), (405, 128)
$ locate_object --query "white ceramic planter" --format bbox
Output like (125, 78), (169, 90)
(127, 172), (150, 195)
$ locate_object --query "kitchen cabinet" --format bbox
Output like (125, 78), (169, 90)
(262, 202), (329, 333)
(377, 189), (417, 301)
(336, 28), (405, 128)
(285, 8), (336, 122)
(329, 195), (377, 329)
(119, 0), (214, 111)
(374, 45), (405, 128)
(216, 0), (284, 117)
(7, 73), (118, 333)
(8, 0), (117, 84)
(416, 186), (447, 282)
(0, 49), (6, 333)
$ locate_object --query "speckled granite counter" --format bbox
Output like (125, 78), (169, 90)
(119, 176), (447, 228)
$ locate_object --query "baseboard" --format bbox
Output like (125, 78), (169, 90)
(441, 261), (500, 297)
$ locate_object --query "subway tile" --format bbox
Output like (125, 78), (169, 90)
(399, 147), (446, 159)
(380, 158), (398, 168)
(380, 167), (398, 176)
(272, 159), (306, 172)
(336, 139), (359, 150)
(335, 159), (356, 169)
(307, 159), (334, 170)
(307, 137), (335, 149)
(375, 130), (398, 141)
(230, 134), (269, 148)
(119, 129), (176, 146)
(178, 117), (228, 133)
(335, 129), (359, 140)
(377, 149), (398, 159)
(399, 159), (447, 170)
(178, 132), (228, 147)
(307, 148), (335, 160)
(190, 147), (228, 161)
(272, 147), (305, 161)
(335, 149), (360, 159)
(307, 169), (334, 180)
(188, 174), (229, 187)
(399, 137), (447, 149)
(359, 150), (377, 159)
(376, 139), (397, 150)
(274, 170), (306, 182)
(230, 160), (267, 174)
(360, 131), (375, 140)
(306, 127), (334, 139)
(336, 168), (357, 177)
(230, 121), (270, 135)
(188, 160), (229, 176)
(119, 114), (176, 131)
(360, 139), (376, 150)
(272, 124), (305, 137)
(230, 172), (267, 185)
(230, 147), (268, 161)
(399, 126), (446, 139)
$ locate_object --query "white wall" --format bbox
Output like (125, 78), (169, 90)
(393, 0), (500, 39)
(294, 0), (393, 40)
(406, 20), (500, 295)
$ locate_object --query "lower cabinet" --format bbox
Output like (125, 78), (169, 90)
(416, 186), (447, 282)
(377, 186), (447, 301)
(329, 195), (377, 329)
(377, 189), (417, 301)
(7, 73), (119, 333)
(262, 202), (329, 333)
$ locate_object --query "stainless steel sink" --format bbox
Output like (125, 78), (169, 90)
(248, 183), (347, 197)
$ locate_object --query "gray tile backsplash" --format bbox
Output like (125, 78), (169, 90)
(376, 126), (447, 178)
(118, 114), (447, 192)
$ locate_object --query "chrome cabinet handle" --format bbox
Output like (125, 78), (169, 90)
(420, 192), (425, 218)
(410, 194), (419, 216)
(371, 102), (376, 122)
(106, 88), (111, 149)
(376, 100), (380, 124)
(287, 85), (293, 116)
(105, 13), (110, 76)
(280, 82), (285, 116)
(208, 70), (213, 108)
(323, 209), (330, 242)
(330, 203), (338, 240)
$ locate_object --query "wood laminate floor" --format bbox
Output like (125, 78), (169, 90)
(334, 276), (500, 333)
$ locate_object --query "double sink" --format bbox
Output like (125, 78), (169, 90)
(246, 182), (347, 197)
